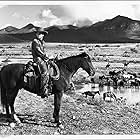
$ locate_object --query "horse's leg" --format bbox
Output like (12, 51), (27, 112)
(6, 88), (21, 124)
(53, 90), (63, 127)
(10, 101), (21, 124)
(3, 88), (11, 121)
(9, 88), (21, 124)
(1, 86), (11, 122)
(5, 102), (10, 119)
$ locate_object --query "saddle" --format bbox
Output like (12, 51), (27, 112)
(24, 61), (41, 94)
(24, 60), (60, 94)
(25, 61), (41, 76)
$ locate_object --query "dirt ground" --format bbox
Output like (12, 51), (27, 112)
(1, 43), (140, 135)
(1, 87), (140, 135)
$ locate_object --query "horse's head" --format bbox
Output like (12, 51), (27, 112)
(79, 52), (95, 76)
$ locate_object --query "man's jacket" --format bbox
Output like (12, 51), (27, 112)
(31, 38), (47, 63)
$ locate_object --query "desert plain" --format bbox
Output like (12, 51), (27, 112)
(1, 42), (140, 135)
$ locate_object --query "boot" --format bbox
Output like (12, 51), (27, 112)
(47, 77), (53, 96)
(39, 72), (50, 98)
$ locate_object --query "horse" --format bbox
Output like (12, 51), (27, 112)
(103, 91), (117, 101)
(0, 52), (95, 128)
(82, 90), (100, 99)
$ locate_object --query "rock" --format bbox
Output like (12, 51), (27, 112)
(73, 116), (76, 119)
(54, 131), (60, 135)
(38, 120), (42, 124)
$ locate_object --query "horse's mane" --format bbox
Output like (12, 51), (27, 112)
(57, 52), (89, 63)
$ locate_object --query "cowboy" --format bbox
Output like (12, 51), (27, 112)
(31, 27), (50, 98)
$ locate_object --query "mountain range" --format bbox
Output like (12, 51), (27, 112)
(1, 15), (140, 43)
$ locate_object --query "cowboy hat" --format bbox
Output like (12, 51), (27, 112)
(35, 27), (48, 35)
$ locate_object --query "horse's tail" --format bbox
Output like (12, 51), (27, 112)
(0, 70), (6, 112)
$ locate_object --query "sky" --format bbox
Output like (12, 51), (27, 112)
(1, 1), (140, 29)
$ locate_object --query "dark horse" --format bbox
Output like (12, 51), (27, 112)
(0, 52), (95, 127)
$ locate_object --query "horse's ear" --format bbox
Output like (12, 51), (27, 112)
(81, 52), (91, 59)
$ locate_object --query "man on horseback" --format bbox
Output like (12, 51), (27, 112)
(31, 27), (51, 98)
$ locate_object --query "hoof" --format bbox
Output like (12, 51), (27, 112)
(56, 121), (64, 129)
(13, 114), (21, 124)
(58, 123), (64, 129)
(51, 118), (64, 129)
(9, 122), (16, 128)
(50, 118), (56, 123)
(17, 122), (23, 127)
(15, 118), (21, 124)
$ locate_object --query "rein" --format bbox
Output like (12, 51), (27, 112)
(47, 60), (60, 80)
(61, 62), (73, 73)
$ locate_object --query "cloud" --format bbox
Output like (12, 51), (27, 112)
(12, 12), (20, 18)
(42, 5), (73, 19)
(33, 3), (140, 28)
(34, 8), (93, 28)
(65, 3), (140, 24)
(73, 18), (93, 27)
(33, 20), (48, 27)
(132, 5), (140, 19)
(33, 18), (63, 27)
(35, 8), (71, 27)
(39, 9), (57, 19)
(12, 12), (29, 20)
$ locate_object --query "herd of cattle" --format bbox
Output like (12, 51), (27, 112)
(81, 62), (140, 102)
(98, 69), (140, 87)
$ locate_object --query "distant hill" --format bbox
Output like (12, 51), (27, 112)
(0, 23), (39, 34)
(73, 15), (140, 43)
(0, 26), (19, 34)
(0, 34), (24, 43)
(13, 23), (39, 34)
(45, 25), (78, 31)
(1, 15), (140, 43)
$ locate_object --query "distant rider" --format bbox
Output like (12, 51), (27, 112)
(31, 27), (50, 98)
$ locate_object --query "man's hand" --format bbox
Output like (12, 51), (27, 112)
(44, 54), (49, 60)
